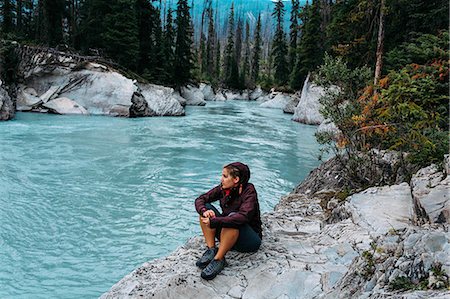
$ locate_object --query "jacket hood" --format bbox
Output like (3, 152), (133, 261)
(226, 162), (251, 186)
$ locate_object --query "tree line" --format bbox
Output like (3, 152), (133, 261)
(0, 0), (448, 91)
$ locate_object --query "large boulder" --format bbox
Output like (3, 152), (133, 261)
(260, 93), (292, 109)
(292, 74), (326, 125)
(25, 63), (137, 116)
(139, 84), (185, 116)
(180, 85), (206, 106)
(0, 84), (15, 120)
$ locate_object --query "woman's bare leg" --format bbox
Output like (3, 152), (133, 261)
(215, 228), (239, 260)
(199, 216), (216, 248)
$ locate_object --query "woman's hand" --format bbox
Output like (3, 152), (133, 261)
(201, 216), (210, 227)
(203, 210), (215, 218)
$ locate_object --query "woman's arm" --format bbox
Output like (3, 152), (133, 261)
(194, 185), (222, 215)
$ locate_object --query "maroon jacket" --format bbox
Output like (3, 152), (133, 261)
(195, 162), (262, 238)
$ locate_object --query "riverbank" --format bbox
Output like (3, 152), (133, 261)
(100, 154), (450, 298)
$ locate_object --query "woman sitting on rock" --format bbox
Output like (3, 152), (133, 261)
(194, 162), (262, 280)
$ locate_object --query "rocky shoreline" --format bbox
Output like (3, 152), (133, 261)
(100, 155), (449, 299)
(1, 45), (331, 128)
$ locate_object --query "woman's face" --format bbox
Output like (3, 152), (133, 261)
(221, 168), (239, 189)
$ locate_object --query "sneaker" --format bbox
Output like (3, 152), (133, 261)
(200, 258), (226, 280)
(196, 247), (217, 269)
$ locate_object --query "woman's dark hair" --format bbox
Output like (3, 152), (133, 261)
(224, 165), (240, 180)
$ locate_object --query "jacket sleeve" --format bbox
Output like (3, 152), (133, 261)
(210, 185), (257, 229)
(195, 185), (222, 215)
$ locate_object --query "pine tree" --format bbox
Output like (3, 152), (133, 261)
(102, 0), (139, 70)
(288, 0), (300, 75)
(223, 3), (235, 84)
(43, 0), (64, 46)
(136, 0), (156, 75)
(174, 0), (194, 87)
(215, 36), (221, 79)
(152, 7), (166, 83)
(0, 0), (14, 34)
(205, 4), (215, 80)
(271, 0), (289, 86)
(78, 0), (112, 52)
(290, 0), (322, 89)
(163, 8), (175, 84)
(251, 13), (262, 84)
(242, 20), (250, 87)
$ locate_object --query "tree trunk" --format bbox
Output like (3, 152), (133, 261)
(374, 0), (385, 86)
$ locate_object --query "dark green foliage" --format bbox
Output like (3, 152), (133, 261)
(205, 5), (216, 80)
(102, 0), (139, 70)
(78, 0), (112, 52)
(242, 21), (250, 87)
(223, 3), (235, 86)
(0, 40), (19, 85)
(174, 0), (194, 87)
(324, 0), (378, 69)
(136, 0), (156, 75)
(290, 0), (323, 90)
(163, 8), (176, 83)
(385, 0), (449, 54)
(43, 0), (64, 46)
(385, 31), (449, 72)
(1, 0), (14, 34)
(288, 0), (299, 74)
(271, 0), (288, 86)
(251, 14), (261, 84)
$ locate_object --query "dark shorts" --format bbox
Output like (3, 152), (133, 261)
(205, 203), (261, 253)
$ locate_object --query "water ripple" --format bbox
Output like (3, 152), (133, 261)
(0, 101), (322, 298)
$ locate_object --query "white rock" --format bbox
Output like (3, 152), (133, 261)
(249, 86), (264, 100)
(27, 65), (137, 116)
(16, 88), (43, 111)
(199, 83), (215, 101)
(224, 90), (248, 100)
(259, 93), (291, 109)
(139, 84), (185, 116)
(347, 183), (413, 237)
(317, 119), (340, 136)
(43, 97), (88, 115)
(39, 85), (61, 103)
(213, 92), (226, 101)
(172, 91), (187, 107)
(411, 164), (449, 224)
(180, 85), (206, 106)
(292, 74), (326, 125)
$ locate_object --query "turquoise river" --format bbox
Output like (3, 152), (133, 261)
(0, 101), (322, 298)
